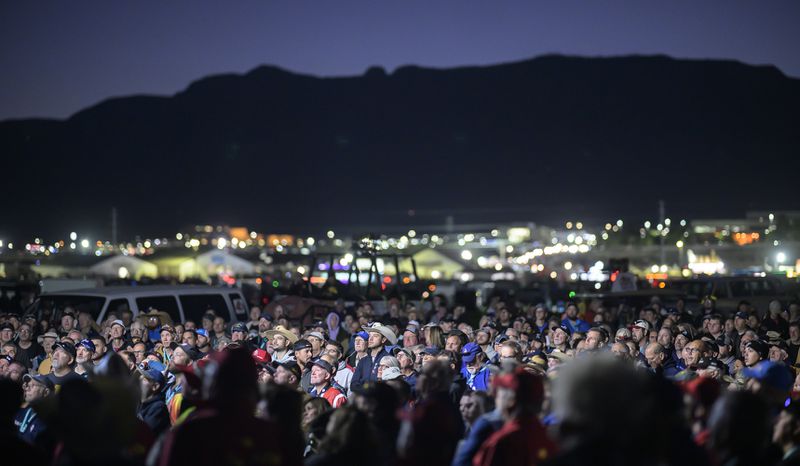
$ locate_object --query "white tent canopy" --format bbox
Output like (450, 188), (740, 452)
(88, 255), (158, 279)
(195, 250), (257, 276)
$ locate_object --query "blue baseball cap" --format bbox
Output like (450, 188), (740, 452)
(77, 339), (96, 352)
(355, 331), (369, 341)
(742, 360), (793, 391)
(461, 342), (482, 363)
(137, 361), (166, 386)
(196, 328), (209, 338)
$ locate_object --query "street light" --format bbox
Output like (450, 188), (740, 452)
(777, 252), (787, 264)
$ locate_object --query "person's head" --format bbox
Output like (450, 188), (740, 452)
(708, 390), (771, 464)
(16, 323), (32, 343)
(129, 320), (146, 340)
(306, 332), (325, 354)
(644, 343), (666, 369)
(353, 332), (368, 353)
(493, 367), (544, 421)
(181, 329), (197, 347)
(611, 342), (629, 360)
(744, 340), (768, 367)
(273, 361), (300, 386)
(499, 341), (522, 362)
(565, 303), (578, 320)
(303, 397), (331, 429)
(552, 325), (570, 347)
(310, 359), (334, 387)
(445, 334), (463, 352)
(213, 316), (225, 334)
(631, 320), (649, 344)
(60, 313), (75, 332)
(683, 340), (706, 368)
(75, 339), (96, 364)
(394, 348), (416, 371)
(23, 374), (54, 403)
(132, 342), (147, 364)
(324, 341), (344, 362)
(475, 328), (491, 346)
(769, 300), (783, 317)
(110, 320), (125, 339)
(230, 323), (248, 342)
(769, 341), (789, 363)
(170, 345), (193, 367)
(657, 327), (673, 348)
(402, 327), (419, 347)
(584, 328), (605, 351)
(460, 390), (483, 426)
(6, 361), (24, 382)
(790, 322), (800, 342)
(293, 340), (313, 365)
(734, 312), (749, 332)
(51, 342), (76, 373)
(138, 365), (165, 402)
(160, 326), (174, 346)
(90, 337), (106, 361)
(367, 330), (388, 350)
(707, 315), (723, 336)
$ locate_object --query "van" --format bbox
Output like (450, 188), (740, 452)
(29, 285), (248, 324)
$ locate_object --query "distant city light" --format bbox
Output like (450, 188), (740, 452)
(777, 252), (787, 263)
(80, 239), (89, 248)
(326, 230), (335, 239)
(69, 232), (77, 241)
(461, 250), (473, 260)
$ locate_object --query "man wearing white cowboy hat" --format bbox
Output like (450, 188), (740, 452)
(351, 322), (397, 392)
(264, 325), (298, 363)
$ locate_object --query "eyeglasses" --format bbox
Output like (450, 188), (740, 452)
(684, 347), (700, 354)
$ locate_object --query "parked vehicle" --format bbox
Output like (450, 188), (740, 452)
(664, 276), (796, 314)
(28, 285), (248, 324)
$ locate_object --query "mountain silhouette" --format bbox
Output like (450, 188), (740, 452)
(2, 54), (799, 240)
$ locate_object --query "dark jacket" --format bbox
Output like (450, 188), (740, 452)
(661, 357), (681, 379)
(138, 396), (170, 436)
(350, 347), (389, 392)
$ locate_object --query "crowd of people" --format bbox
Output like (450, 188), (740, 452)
(2, 293), (800, 465)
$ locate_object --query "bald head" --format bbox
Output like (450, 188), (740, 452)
(645, 343), (665, 368)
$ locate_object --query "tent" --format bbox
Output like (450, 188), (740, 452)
(88, 255), (158, 280)
(195, 250), (257, 277)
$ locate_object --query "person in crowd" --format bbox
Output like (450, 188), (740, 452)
(137, 361), (170, 436)
(323, 340), (353, 396)
(14, 323), (40, 369)
(459, 389), (493, 436)
(265, 325), (297, 363)
(646, 342), (680, 378)
(273, 360), (302, 389)
(309, 357), (347, 408)
(347, 331), (369, 368)
(351, 323), (396, 392)
(562, 302), (591, 334)
(74, 338), (96, 377)
(305, 406), (377, 466)
(393, 346), (419, 389)
(108, 319), (127, 352)
(473, 367), (556, 466)
(774, 399), (800, 466)
(461, 342), (491, 391)
(293, 339), (314, 391)
(46, 341), (82, 389)
(14, 374), (53, 444)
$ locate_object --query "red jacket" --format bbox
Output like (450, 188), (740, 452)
(473, 417), (557, 466)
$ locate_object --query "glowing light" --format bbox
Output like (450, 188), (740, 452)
(644, 221), (651, 229)
(564, 261), (573, 270)
(494, 263), (502, 271)
(118, 267), (129, 279)
(143, 240), (151, 248)
(505, 245), (513, 253)
(665, 218), (671, 226)
(680, 219), (686, 227)
(408, 229), (416, 238)
(605, 223), (612, 230)
(616, 220), (624, 227)
(550, 271), (558, 279)
(307, 237), (315, 246)
(297, 266), (306, 275)
(660, 265), (668, 273)
(69, 232), (77, 241)
(676, 240), (684, 248)
(69, 242), (76, 249)
(575, 222), (583, 230)
(326, 230), (335, 239)
(651, 265), (659, 273)
(80, 239), (89, 248)
(594, 282), (602, 290)
(565, 222), (573, 229)
(176, 233), (183, 240)
(431, 270), (441, 279)
(250, 231), (257, 239)
(217, 238), (227, 249)
(569, 291), (577, 298)
(461, 250), (473, 260)
(777, 252), (787, 263)
(189, 238), (200, 247)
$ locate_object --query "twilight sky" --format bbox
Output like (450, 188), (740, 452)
(1, 0), (798, 121)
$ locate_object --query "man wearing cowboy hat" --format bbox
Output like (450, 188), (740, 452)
(264, 325), (298, 363)
(351, 322), (397, 392)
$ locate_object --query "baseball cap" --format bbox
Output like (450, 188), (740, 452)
(494, 335), (510, 345)
(392, 347), (416, 364)
(556, 323), (573, 336)
(293, 339), (312, 351)
(259, 312), (274, 321)
(461, 342), (482, 363)
(196, 328), (209, 338)
(735, 311), (749, 320)
(420, 346), (441, 357)
(176, 344), (201, 361)
(745, 340), (770, 359)
(307, 331), (325, 341)
(697, 357), (727, 373)
(354, 331), (369, 341)
(110, 319), (126, 330)
(632, 320), (650, 331)
(137, 363), (166, 386)
(23, 373), (55, 392)
(0, 322), (14, 331)
(230, 322), (248, 334)
(77, 339), (96, 353)
(274, 360), (302, 380)
(311, 357), (335, 374)
(742, 360), (793, 391)
(53, 341), (77, 360)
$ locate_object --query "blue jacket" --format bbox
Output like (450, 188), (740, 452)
(461, 366), (491, 392)
(351, 347), (390, 392)
(451, 409), (504, 466)
(563, 318), (591, 334)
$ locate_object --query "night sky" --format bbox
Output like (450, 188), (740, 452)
(2, 0), (799, 121)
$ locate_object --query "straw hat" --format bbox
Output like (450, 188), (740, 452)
(362, 323), (398, 346)
(264, 325), (298, 344)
